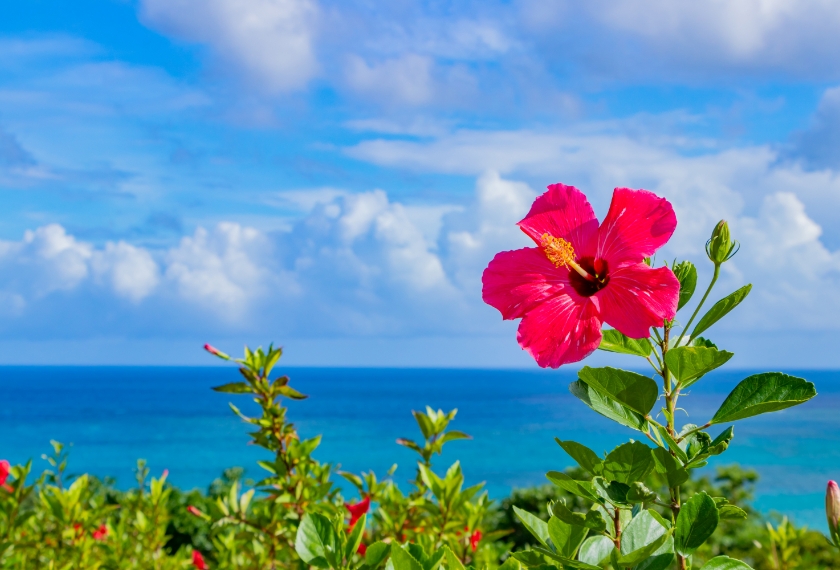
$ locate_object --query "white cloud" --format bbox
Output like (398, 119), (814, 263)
(91, 242), (160, 302)
(140, 0), (319, 92)
(345, 54), (435, 106)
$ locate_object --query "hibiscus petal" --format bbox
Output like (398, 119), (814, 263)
(518, 183), (599, 255)
(516, 294), (602, 368)
(596, 188), (677, 267)
(598, 264), (679, 339)
(482, 247), (575, 320)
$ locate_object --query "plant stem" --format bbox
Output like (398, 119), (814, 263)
(675, 264), (720, 348)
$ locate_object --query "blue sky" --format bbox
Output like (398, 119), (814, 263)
(1, 0), (840, 367)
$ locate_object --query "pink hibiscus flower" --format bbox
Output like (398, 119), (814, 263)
(482, 184), (679, 368)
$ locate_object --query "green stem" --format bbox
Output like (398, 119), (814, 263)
(675, 263), (721, 348)
(676, 422), (712, 444)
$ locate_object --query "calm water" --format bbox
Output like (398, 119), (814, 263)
(0, 366), (837, 529)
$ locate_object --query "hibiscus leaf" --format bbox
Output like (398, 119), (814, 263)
(569, 380), (649, 432)
(601, 441), (654, 484)
(710, 372), (816, 424)
(577, 367), (659, 416)
(672, 261), (697, 310)
(698, 556), (754, 570)
(578, 536), (614, 567)
(665, 347), (734, 389)
(675, 492), (719, 556)
(690, 285), (752, 339)
(618, 509), (673, 567)
(555, 439), (603, 475)
(597, 330), (653, 357)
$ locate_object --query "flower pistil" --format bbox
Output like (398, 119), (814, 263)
(540, 234), (595, 281)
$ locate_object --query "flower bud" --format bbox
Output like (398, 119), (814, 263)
(705, 220), (739, 264)
(187, 505), (205, 518)
(203, 344), (230, 360)
(827, 481), (840, 545)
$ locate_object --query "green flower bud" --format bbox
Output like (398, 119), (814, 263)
(705, 220), (739, 264)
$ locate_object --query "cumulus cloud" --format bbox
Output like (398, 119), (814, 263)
(139, 0), (319, 93)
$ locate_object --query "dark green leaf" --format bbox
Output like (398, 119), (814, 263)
(365, 542), (391, 568)
(717, 504), (747, 520)
(548, 516), (589, 558)
(593, 477), (630, 505)
(578, 367), (659, 415)
(577, 536), (614, 567)
(626, 482), (658, 504)
(569, 380), (648, 433)
(651, 448), (689, 488)
(212, 382), (252, 394)
(710, 372), (817, 424)
(690, 285), (752, 339)
(598, 329), (653, 357)
(699, 556), (754, 570)
(692, 337), (718, 349)
(655, 425), (689, 464)
(602, 441), (654, 484)
(513, 506), (551, 548)
(675, 492), (719, 556)
(673, 261), (697, 310)
(532, 547), (601, 570)
(555, 439), (603, 475)
(709, 427), (734, 455)
(665, 347), (734, 389)
(546, 471), (600, 502)
(509, 551), (545, 567)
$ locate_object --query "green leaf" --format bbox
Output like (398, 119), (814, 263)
(513, 506), (551, 548)
(546, 471), (600, 503)
(602, 441), (654, 484)
(692, 337), (717, 349)
(709, 426), (735, 455)
(532, 547), (601, 570)
(509, 551), (545, 567)
(675, 492), (719, 556)
(277, 385), (308, 400)
(439, 430), (471, 445)
(569, 380), (648, 432)
(346, 513), (367, 559)
(391, 544), (424, 570)
(673, 261), (697, 310)
(598, 329), (653, 357)
(555, 439), (603, 475)
(626, 482), (658, 504)
(665, 347), (734, 389)
(618, 510), (673, 568)
(577, 367), (659, 415)
(699, 556), (754, 569)
(710, 372), (816, 424)
(551, 502), (607, 532)
(577, 536), (614, 567)
(295, 513), (339, 568)
(212, 382), (252, 394)
(498, 557), (520, 570)
(690, 285), (752, 338)
(654, 425), (689, 464)
(592, 477), (630, 505)
(651, 448), (689, 488)
(365, 542), (391, 568)
(548, 516), (589, 558)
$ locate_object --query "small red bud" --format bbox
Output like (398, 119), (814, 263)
(204, 344), (220, 356)
(193, 550), (208, 570)
(0, 460), (10, 486)
(187, 505), (204, 517)
(470, 529), (483, 552)
(92, 524), (108, 541)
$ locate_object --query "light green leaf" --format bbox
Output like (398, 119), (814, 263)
(546, 471), (600, 503)
(498, 557), (521, 570)
(675, 492), (719, 556)
(651, 448), (689, 488)
(655, 425), (689, 464)
(598, 329), (653, 357)
(699, 556), (754, 569)
(569, 380), (648, 433)
(211, 382), (252, 394)
(555, 439), (603, 475)
(692, 336), (718, 349)
(577, 536), (614, 567)
(548, 516), (589, 558)
(513, 506), (551, 548)
(365, 542), (391, 568)
(690, 285), (751, 338)
(665, 347), (734, 389)
(710, 373), (816, 424)
(618, 510), (673, 568)
(602, 441), (654, 484)
(391, 544), (424, 570)
(295, 513), (339, 568)
(346, 513), (366, 559)
(577, 367), (659, 416)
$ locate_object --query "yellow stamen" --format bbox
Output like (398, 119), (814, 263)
(540, 233), (594, 281)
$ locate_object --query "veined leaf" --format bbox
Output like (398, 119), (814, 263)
(699, 556), (755, 569)
(710, 373), (816, 424)
(569, 381), (648, 432)
(555, 439), (603, 475)
(602, 441), (654, 484)
(390, 544), (423, 570)
(577, 536), (614, 567)
(548, 516), (589, 558)
(546, 471), (600, 502)
(619, 509), (672, 568)
(598, 330), (653, 357)
(675, 492), (719, 556)
(690, 285), (751, 338)
(673, 261), (697, 310)
(665, 347), (733, 389)
(651, 448), (689, 488)
(513, 506), (551, 548)
(578, 367), (659, 416)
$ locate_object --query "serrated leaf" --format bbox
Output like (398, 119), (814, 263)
(569, 380), (648, 433)
(555, 439), (603, 475)
(710, 372), (816, 424)
(598, 329), (653, 357)
(391, 544), (423, 570)
(577, 367), (659, 416)
(675, 492), (719, 556)
(295, 513), (339, 567)
(665, 347), (734, 389)
(690, 285), (751, 338)
(602, 441), (654, 484)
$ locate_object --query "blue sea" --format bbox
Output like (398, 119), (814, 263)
(1, 366), (837, 530)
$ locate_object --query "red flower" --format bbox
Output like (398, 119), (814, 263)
(204, 344), (221, 356)
(346, 496), (370, 527)
(187, 505), (204, 517)
(482, 184), (679, 368)
(193, 550), (208, 570)
(357, 543), (367, 556)
(92, 524), (108, 541)
(0, 460), (10, 486)
(469, 529), (482, 552)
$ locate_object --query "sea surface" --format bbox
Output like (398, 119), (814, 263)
(0, 366), (837, 530)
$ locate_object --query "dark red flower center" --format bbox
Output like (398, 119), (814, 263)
(569, 257), (610, 297)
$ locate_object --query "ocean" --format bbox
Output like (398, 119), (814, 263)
(0, 366), (837, 530)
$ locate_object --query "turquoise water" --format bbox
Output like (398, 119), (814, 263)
(0, 366), (837, 529)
